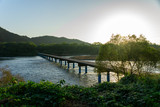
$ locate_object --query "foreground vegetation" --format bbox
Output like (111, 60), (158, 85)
(0, 71), (159, 106)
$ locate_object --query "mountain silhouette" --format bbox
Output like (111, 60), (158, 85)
(0, 27), (88, 45)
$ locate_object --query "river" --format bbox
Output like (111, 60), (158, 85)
(0, 56), (118, 87)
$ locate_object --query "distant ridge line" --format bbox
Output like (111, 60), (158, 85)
(0, 27), (89, 45)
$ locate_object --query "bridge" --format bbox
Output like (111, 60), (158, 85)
(39, 53), (111, 83)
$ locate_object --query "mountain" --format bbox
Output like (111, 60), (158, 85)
(0, 27), (88, 44)
(0, 27), (30, 42)
(31, 36), (88, 45)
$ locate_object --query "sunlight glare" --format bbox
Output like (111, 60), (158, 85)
(91, 11), (155, 43)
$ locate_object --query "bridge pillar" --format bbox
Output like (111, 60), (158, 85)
(107, 71), (110, 82)
(73, 63), (75, 68)
(79, 66), (81, 73)
(85, 66), (87, 73)
(65, 61), (66, 66)
(60, 60), (62, 67)
(98, 73), (101, 83)
(68, 63), (70, 70)
(55, 58), (57, 63)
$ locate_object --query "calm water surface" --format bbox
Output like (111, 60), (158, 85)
(0, 56), (118, 86)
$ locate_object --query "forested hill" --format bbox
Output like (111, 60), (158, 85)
(0, 27), (88, 44)
(31, 36), (88, 45)
(0, 27), (30, 42)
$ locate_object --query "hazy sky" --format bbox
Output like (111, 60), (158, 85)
(0, 0), (160, 44)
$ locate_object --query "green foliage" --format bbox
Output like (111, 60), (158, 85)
(0, 81), (66, 106)
(96, 34), (160, 75)
(37, 43), (100, 55)
(0, 42), (37, 57)
(0, 42), (99, 57)
(0, 75), (159, 106)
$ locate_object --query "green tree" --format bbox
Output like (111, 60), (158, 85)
(96, 35), (160, 78)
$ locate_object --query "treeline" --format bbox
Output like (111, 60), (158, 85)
(0, 42), (100, 57)
(0, 41), (160, 57)
(0, 42), (37, 56)
(37, 43), (100, 55)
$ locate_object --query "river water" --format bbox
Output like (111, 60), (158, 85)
(0, 56), (118, 87)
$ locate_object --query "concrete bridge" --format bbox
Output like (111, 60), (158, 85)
(39, 53), (111, 83)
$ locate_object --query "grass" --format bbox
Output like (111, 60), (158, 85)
(0, 68), (159, 107)
(0, 67), (24, 87)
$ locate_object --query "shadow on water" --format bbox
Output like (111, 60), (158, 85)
(0, 57), (15, 61)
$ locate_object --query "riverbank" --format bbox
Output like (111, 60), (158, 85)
(0, 74), (159, 106)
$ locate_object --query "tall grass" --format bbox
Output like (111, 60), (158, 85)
(0, 67), (24, 87)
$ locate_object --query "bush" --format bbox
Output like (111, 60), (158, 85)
(1, 81), (66, 106)
(0, 74), (160, 106)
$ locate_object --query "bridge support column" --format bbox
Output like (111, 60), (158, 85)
(68, 63), (70, 70)
(73, 63), (75, 68)
(60, 60), (62, 67)
(107, 71), (110, 82)
(98, 73), (101, 83)
(55, 59), (57, 63)
(65, 61), (66, 66)
(79, 66), (81, 73)
(85, 66), (87, 73)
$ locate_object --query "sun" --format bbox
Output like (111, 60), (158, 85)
(90, 11), (155, 43)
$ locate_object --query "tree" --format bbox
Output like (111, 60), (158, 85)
(96, 35), (160, 78)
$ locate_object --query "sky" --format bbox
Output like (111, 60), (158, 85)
(0, 0), (160, 44)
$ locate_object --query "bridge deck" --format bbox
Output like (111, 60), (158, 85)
(39, 53), (96, 67)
